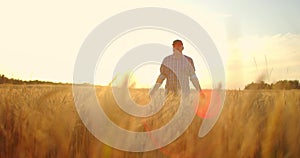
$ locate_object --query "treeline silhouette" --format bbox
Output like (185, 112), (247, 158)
(245, 80), (300, 90)
(0, 74), (69, 85)
(1, 74), (299, 89)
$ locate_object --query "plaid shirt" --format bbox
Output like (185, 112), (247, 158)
(159, 52), (197, 94)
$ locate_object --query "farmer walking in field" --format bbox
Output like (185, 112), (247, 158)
(149, 39), (205, 97)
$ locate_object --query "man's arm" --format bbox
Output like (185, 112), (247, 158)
(187, 57), (205, 97)
(190, 74), (202, 91)
(149, 60), (169, 96)
(149, 74), (165, 96)
(190, 74), (205, 98)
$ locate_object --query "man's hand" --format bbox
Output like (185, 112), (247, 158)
(149, 89), (156, 97)
(199, 90), (206, 99)
(149, 83), (161, 97)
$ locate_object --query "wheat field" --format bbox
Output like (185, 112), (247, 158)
(0, 84), (299, 158)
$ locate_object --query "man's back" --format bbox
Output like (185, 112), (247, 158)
(150, 39), (203, 97)
(160, 53), (195, 94)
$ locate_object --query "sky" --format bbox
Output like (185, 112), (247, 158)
(0, 0), (299, 89)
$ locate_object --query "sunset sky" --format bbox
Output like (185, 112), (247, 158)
(0, 0), (299, 89)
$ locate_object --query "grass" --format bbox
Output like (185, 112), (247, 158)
(0, 84), (299, 157)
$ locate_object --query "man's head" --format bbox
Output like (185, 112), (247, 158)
(172, 39), (184, 53)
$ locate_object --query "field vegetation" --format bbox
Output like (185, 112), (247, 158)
(0, 84), (299, 157)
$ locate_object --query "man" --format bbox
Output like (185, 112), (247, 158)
(150, 39), (205, 96)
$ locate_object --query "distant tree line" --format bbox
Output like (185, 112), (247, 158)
(245, 80), (300, 90)
(0, 74), (68, 85)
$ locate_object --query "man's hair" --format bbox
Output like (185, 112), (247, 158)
(172, 39), (183, 45)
